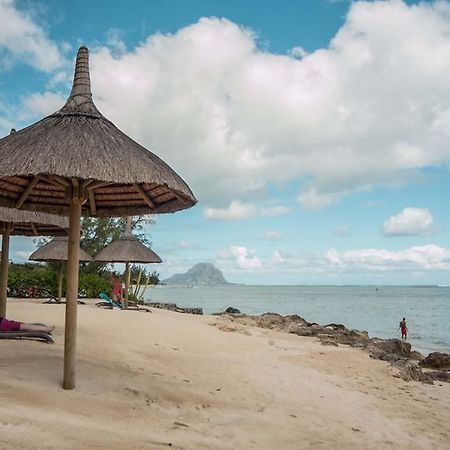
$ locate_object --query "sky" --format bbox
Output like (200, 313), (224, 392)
(2, 0), (450, 285)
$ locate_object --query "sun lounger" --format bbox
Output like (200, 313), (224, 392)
(95, 292), (151, 312)
(41, 288), (86, 305)
(0, 331), (54, 343)
(96, 292), (123, 309)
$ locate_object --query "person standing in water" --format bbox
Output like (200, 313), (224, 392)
(399, 318), (408, 340)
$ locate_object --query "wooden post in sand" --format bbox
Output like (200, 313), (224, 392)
(123, 217), (132, 309)
(58, 261), (64, 302)
(0, 224), (12, 317)
(63, 191), (82, 390)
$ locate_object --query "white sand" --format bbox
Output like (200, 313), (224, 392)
(1, 299), (449, 449)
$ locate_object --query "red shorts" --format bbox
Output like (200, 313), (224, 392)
(0, 318), (22, 332)
(401, 328), (407, 337)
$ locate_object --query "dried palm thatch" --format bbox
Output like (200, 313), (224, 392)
(94, 232), (162, 264)
(0, 207), (68, 236)
(0, 207), (68, 317)
(94, 231), (161, 310)
(29, 237), (92, 262)
(0, 46), (197, 217)
(29, 237), (92, 303)
(0, 46), (196, 390)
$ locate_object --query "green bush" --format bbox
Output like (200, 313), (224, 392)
(8, 263), (110, 299)
(8, 264), (57, 297)
(79, 273), (111, 298)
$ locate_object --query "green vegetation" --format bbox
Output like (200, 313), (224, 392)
(10, 216), (161, 299)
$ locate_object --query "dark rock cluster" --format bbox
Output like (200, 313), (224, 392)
(148, 302), (203, 315)
(217, 311), (450, 385)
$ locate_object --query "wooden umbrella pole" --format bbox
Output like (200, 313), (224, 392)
(0, 225), (12, 317)
(124, 261), (130, 309)
(63, 197), (81, 390)
(123, 216), (132, 309)
(58, 260), (64, 302)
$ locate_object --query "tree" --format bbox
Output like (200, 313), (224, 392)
(80, 215), (154, 275)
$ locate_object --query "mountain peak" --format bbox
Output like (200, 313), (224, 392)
(164, 262), (229, 285)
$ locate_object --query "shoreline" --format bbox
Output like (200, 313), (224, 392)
(1, 298), (449, 449)
(143, 284), (450, 355)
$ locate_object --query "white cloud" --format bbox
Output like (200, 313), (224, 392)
(260, 205), (291, 217)
(325, 245), (450, 271)
(19, 91), (66, 119)
(13, 250), (33, 261)
(383, 207), (434, 236)
(298, 187), (343, 210)
(204, 200), (289, 221)
(74, 1), (450, 209)
(7, 1), (450, 210)
(0, 0), (63, 72)
(204, 201), (257, 221)
(263, 230), (283, 240)
(218, 246), (263, 269)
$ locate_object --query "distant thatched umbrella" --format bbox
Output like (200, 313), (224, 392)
(94, 231), (161, 307)
(29, 237), (92, 302)
(0, 207), (68, 316)
(0, 46), (196, 389)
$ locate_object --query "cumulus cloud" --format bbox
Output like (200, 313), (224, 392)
(325, 245), (450, 271)
(207, 242), (450, 282)
(204, 200), (289, 221)
(383, 207), (434, 236)
(7, 1), (450, 212)
(0, 0), (63, 71)
(218, 246), (263, 269)
(67, 0), (450, 210)
(19, 91), (66, 120)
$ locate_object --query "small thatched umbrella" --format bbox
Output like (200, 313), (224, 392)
(0, 46), (196, 389)
(29, 237), (92, 302)
(94, 231), (162, 307)
(0, 207), (68, 316)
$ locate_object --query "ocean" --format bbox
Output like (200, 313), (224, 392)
(143, 285), (450, 355)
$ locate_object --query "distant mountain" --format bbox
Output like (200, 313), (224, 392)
(164, 263), (229, 286)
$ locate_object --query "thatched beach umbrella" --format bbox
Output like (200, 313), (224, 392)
(29, 237), (92, 302)
(0, 46), (196, 389)
(94, 231), (162, 307)
(0, 207), (68, 316)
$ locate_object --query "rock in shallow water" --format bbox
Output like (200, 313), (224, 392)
(225, 307), (241, 314)
(420, 352), (450, 370)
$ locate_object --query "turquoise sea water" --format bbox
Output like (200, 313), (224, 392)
(144, 285), (450, 355)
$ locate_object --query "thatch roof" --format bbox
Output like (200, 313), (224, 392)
(29, 237), (92, 262)
(94, 232), (162, 264)
(0, 206), (68, 236)
(0, 46), (197, 217)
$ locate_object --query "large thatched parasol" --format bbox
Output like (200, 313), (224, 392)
(0, 207), (68, 316)
(29, 237), (92, 302)
(0, 46), (196, 389)
(94, 231), (162, 307)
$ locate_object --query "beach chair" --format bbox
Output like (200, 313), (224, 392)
(96, 292), (123, 309)
(0, 330), (54, 343)
(41, 288), (86, 305)
(95, 292), (151, 312)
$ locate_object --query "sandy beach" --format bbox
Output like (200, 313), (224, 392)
(1, 299), (449, 449)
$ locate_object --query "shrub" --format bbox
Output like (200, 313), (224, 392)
(79, 273), (111, 298)
(8, 263), (110, 299)
(8, 263), (57, 297)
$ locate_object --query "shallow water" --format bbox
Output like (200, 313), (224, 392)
(144, 285), (450, 355)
